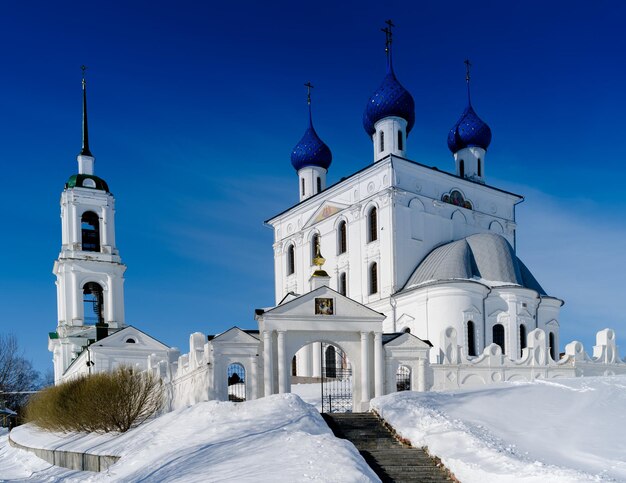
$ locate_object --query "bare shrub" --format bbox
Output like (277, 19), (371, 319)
(0, 334), (42, 414)
(25, 366), (163, 433)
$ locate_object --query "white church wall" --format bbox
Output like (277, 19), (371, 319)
(383, 334), (431, 393)
(392, 282), (489, 362)
(431, 326), (626, 391)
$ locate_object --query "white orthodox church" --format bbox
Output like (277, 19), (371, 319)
(48, 29), (625, 412)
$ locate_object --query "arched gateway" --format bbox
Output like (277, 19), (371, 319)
(195, 285), (430, 412)
(257, 285), (405, 412)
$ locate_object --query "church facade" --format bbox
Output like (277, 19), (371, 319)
(49, 29), (625, 412)
(268, 35), (562, 373)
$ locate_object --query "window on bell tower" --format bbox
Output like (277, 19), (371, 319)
(83, 282), (104, 324)
(397, 130), (403, 150)
(379, 131), (384, 152)
(81, 211), (100, 252)
(316, 176), (321, 193)
(459, 159), (465, 178)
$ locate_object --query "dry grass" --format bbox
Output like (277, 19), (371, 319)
(25, 366), (163, 433)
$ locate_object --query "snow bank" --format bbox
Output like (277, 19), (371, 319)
(371, 375), (626, 482)
(2, 394), (379, 482)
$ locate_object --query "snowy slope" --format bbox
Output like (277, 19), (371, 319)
(371, 375), (626, 483)
(1, 394), (379, 482)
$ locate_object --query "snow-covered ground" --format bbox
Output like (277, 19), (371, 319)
(1, 394), (378, 482)
(372, 375), (626, 483)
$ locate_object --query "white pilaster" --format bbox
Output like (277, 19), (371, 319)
(312, 342), (321, 378)
(361, 331), (371, 403)
(277, 330), (286, 394)
(417, 359), (426, 392)
(250, 355), (258, 400)
(263, 330), (274, 397)
(374, 332), (383, 397)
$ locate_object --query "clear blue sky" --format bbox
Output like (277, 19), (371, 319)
(1, 0), (625, 373)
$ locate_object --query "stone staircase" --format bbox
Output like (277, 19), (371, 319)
(322, 413), (454, 483)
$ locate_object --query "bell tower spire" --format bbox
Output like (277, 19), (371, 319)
(77, 65), (95, 175)
(50, 67), (127, 383)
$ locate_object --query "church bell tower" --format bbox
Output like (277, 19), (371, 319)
(49, 67), (127, 382)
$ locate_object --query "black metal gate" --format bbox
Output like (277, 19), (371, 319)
(321, 343), (352, 413)
(227, 363), (246, 402)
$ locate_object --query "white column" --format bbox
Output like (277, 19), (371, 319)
(385, 357), (393, 394)
(417, 359), (426, 392)
(71, 203), (80, 248)
(263, 330), (274, 397)
(361, 331), (370, 403)
(105, 276), (115, 324)
(312, 342), (321, 378)
(277, 330), (286, 394)
(299, 345), (311, 377)
(71, 271), (80, 325)
(109, 206), (117, 249)
(250, 355), (258, 400)
(374, 332), (383, 397)
(101, 206), (109, 248)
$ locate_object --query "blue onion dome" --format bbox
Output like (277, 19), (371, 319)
(363, 65), (415, 137)
(291, 115), (333, 171)
(447, 104), (492, 153)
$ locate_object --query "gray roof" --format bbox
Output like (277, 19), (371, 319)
(402, 233), (547, 295)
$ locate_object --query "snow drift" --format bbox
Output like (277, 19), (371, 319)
(371, 375), (626, 482)
(2, 394), (378, 482)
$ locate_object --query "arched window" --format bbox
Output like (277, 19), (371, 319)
(227, 363), (246, 402)
(396, 365), (411, 391)
(397, 130), (403, 151)
(467, 321), (477, 357)
(493, 324), (505, 354)
(477, 158), (482, 177)
(287, 244), (295, 276)
(291, 356), (297, 376)
(519, 324), (527, 357)
(339, 272), (347, 296)
(367, 207), (378, 243)
(337, 221), (347, 254)
(301, 178), (305, 197)
(325, 346), (337, 378)
(316, 176), (322, 193)
(369, 262), (378, 295)
(125, 338), (136, 344)
(81, 211), (100, 252)
(459, 159), (465, 178)
(83, 282), (104, 325)
(549, 332), (557, 361)
(403, 327), (411, 333)
(311, 233), (320, 263)
(379, 131), (384, 152)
